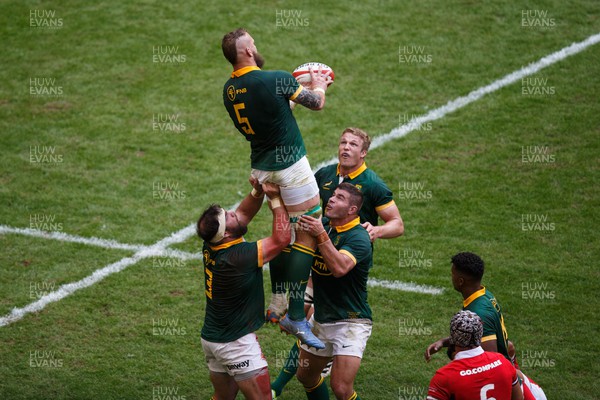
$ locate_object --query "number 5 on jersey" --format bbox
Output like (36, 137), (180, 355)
(233, 103), (255, 135)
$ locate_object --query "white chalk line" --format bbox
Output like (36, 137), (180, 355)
(1, 32), (599, 327)
(368, 278), (443, 295)
(262, 264), (441, 295)
(0, 225), (202, 261)
(314, 32), (600, 171)
(0, 223), (198, 327)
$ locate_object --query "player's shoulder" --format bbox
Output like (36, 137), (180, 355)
(483, 288), (499, 301)
(361, 166), (389, 186)
(257, 69), (295, 81)
(218, 240), (255, 256)
(316, 163), (337, 176)
(232, 240), (258, 251)
(480, 350), (512, 367)
(345, 223), (372, 248)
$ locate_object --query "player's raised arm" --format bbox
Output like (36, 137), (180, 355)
(260, 182), (291, 264)
(292, 66), (331, 110)
(235, 176), (266, 227)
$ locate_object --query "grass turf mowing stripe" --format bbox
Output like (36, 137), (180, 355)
(1, 32), (598, 327)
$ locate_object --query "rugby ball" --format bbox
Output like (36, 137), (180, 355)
(292, 62), (335, 87)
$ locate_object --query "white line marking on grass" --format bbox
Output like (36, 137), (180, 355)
(0, 224), (143, 251)
(314, 32), (600, 171)
(263, 264), (444, 294)
(0, 224), (202, 261)
(1, 32), (598, 327)
(0, 224), (199, 327)
(368, 278), (444, 295)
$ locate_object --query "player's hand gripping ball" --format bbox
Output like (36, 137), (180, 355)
(292, 62), (335, 87)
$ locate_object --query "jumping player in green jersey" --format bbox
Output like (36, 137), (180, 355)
(271, 127), (404, 398)
(222, 28), (333, 349)
(293, 183), (374, 400)
(196, 180), (290, 399)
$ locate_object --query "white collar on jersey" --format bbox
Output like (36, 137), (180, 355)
(454, 346), (484, 361)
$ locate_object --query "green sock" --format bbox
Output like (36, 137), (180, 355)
(305, 376), (329, 400)
(287, 243), (314, 320)
(269, 245), (291, 294)
(271, 341), (300, 396)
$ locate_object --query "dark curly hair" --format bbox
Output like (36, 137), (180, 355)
(197, 204), (222, 242)
(451, 252), (484, 281)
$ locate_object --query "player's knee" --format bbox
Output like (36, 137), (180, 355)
(330, 379), (353, 400)
(295, 365), (315, 388)
(295, 367), (308, 385)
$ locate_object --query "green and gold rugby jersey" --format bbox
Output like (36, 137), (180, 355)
(463, 287), (510, 361)
(223, 66), (306, 171)
(201, 237), (265, 343)
(311, 217), (373, 323)
(315, 162), (396, 227)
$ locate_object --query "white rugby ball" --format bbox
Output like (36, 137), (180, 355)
(292, 62), (335, 86)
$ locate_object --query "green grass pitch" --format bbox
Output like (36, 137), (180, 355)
(1, 1), (599, 399)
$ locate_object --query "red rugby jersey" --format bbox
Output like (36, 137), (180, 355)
(427, 347), (518, 400)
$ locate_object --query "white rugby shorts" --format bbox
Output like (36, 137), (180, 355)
(252, 156), (319, 206)
(300, 316), (372, 359)
(201, 333), (268, 378)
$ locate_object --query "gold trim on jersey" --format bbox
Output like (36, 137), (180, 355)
(231, 66), (261, 78)
(339, 249), (357, 266)
(375, 199), (396, 212)
(257, 239), (264, 267)
(289, 85), (303, 101)
(209, 237), (244, 251)
(481, 334), (497, 342)
(463, 286), (486, 308)
(336, 162), (367, 180)
(333, 217), (361, 233)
